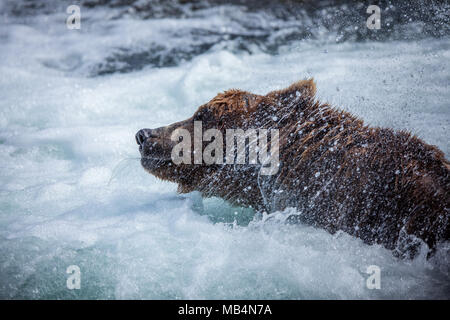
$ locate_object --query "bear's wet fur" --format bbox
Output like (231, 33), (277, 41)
(137, 79), (449, 258)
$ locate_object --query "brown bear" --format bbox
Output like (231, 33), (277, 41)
(136, 79), (449, 258)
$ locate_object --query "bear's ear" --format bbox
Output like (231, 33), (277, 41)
(266, 78), (316, 102)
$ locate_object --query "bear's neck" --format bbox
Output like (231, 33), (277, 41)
(195, 101), (366, 212)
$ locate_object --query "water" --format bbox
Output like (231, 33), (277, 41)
(0, 0), (449, 299)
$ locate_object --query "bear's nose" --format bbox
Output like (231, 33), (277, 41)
(136, 128), (154, 146)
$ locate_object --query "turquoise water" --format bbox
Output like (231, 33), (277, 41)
(0, 0), (449, 299)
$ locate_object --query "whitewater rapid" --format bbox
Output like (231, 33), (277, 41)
(0, 1), (449, 299)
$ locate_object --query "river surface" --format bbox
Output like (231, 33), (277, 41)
(0, 0), (449, 299)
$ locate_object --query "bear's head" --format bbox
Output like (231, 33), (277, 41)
(136, 79), (316, 200)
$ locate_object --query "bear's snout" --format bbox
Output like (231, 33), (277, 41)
(136, 127), (174, 163)
(135, 128), (157, 147)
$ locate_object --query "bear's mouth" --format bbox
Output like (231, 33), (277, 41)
(140, 156), (172, 171)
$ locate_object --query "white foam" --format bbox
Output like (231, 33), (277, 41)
(0, 4), (449, 299)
